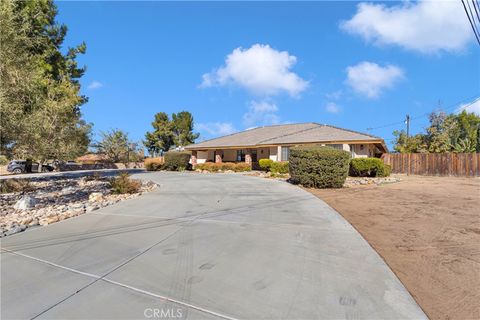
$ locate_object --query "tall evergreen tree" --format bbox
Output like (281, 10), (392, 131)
(144, 112), (174, 156)
(0, 0), (91, 160)
(171, 111), (199, 147)
(143, 111), (199, 156)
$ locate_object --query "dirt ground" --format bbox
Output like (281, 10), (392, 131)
(308, 175), (480, 320)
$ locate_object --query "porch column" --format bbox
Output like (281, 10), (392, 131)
(191, 151), (197, 166)
(215, 150), (222, 163)
(245, 149), (252, 165)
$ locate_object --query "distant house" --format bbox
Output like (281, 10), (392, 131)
(185, 123), (387, 165)
(76, 153), (109, 163)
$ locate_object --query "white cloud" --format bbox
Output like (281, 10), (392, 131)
(457, 97), (480, 115)
(345, 61), (404, 98)
(341, 1), (473, 54)
(325, 102), (341, 114)
(200, 44), (308, 97)
(87, 81), (103, 90)
(196, 122), (236, 137)
(243, 100), (280, 126)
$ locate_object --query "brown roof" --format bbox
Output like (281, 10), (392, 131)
(76, 153), (109, 162)
(186, 123), (387, 151)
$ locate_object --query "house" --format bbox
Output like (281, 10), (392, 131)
(185, 122), (388, 165)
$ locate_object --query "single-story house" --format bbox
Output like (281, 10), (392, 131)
(184, 122), (388, 165)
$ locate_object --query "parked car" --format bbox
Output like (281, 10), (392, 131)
(6, 160), (55, 174)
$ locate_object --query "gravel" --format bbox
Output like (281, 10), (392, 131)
(0, 177), (158, 238)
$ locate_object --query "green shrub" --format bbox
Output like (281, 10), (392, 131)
(377, 164), (391, 177)
(109, 173), (141, 194)
(163, 152), (191, 171)
(0, 179), (33, 194)
(270, 161), (289, 174)
(349, 158), (390, 177)
(195, 162), (251, 172)
(0, 155), (8, 165)
(258, 159), (273, 171)
(289, 146), (350, 188)
(144, 157), (164, 171)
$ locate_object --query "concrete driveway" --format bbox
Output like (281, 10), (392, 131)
(1, 172), (426, 319)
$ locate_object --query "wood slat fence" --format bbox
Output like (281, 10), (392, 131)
(381, 153), (480, 177)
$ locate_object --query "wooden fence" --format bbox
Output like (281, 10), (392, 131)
(381, 153), (480, 177)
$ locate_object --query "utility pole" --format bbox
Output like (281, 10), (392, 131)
(405, 114), (410, 138)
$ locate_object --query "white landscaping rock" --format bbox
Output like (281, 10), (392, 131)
(88, 192), (103, 202)
(13, 196), (38, 210)
(1, 177), (157, 238)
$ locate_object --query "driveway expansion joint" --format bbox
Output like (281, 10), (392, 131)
(1, 248), (238, 320)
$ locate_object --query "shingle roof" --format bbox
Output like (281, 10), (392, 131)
(185, 122), (386, 150)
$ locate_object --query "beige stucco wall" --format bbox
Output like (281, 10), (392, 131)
(350, 144), (375, 158)
(194, 143), (379, 163)
(269, 147), (278, 161)
(256, 147), (270, 160)
(223, 149), (237, 162)
(197, 150), (214, 163)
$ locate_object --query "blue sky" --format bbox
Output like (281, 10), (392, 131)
(57, 1), (479, 148)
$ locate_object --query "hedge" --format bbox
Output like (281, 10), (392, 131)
(144, 157), (164, 171)
(377, 164), (391, 177)
(163, 152), (191, 171)
(289, 146), (350, 188)
(195, 162), (251, 172)
(270, 161), (289, 174)
(258, 159), (273, 171)
(349, 158), (391, 177)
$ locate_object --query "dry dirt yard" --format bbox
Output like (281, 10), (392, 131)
(308, 175), (480, 320)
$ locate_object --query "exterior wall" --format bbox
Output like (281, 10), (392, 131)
(196, 151), (209, 164)
(223, 149), (237, 162)
(257, 147), (270, 160)
(192, 143), (380, 163)
(269, 147), (278, 161)
(277, 146), (282, 161)
(350, 144), (375, 158)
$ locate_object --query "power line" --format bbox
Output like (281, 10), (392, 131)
(462, 0), (480, 45)
(466, 0), (480, 43)
(366, 95), (480, 132)
(472, 0), (480, 23)
(366, 120), (405, 131)
(466, 0), (480, 35)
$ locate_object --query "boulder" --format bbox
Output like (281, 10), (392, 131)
(13, 196), (38, 210)
(46, 215), (59, 224)
(88, 192), (103, 202)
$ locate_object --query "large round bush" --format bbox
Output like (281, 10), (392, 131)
(349, 158), (390, 177)
(289, 146), (350, 188)
(163, 151), (191, 171)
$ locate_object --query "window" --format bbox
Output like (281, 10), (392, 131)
(329, 144), (343, 150)
(236, 150), (245, 162)
(281, 146), (290, 161)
